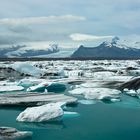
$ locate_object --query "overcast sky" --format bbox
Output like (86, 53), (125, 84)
(0, 0), (140, 47)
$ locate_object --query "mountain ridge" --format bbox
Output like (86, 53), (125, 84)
(71, 37), (140, 59)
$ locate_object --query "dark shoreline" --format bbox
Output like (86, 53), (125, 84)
(0, 57), (140, 61)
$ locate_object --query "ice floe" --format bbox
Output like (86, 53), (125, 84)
(11, 62), (45, 77)
(69, 87), (121, 102)
(0, 127), (32, 140)
(78, 100), (96, 105)
(26, 81), (52, 92)
(0, 85), (24, 93)
(16, 102), (66, 122)
(16, 102), (78, 122)
(26, 81), (66, 93)
(93, 71), (116, 80)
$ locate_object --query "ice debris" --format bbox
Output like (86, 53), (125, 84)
(0, 127), (32, 140)
(16, 102), (66, 122)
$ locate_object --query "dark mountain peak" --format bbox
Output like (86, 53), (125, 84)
(79, 45), (85, 48)
(71, 37), (140, 59)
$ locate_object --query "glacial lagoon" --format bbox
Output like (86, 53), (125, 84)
(1, 98), (140, 140)
(0, 60), (140, 140)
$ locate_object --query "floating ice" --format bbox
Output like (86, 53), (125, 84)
(27, 82), (66, 93)
(11, 62), (45, 77)
(69, 87), (120, 102)
(26, 81), (51, 92)
(18, 78), (45, 88)
(63, 111), (79, 118)
(93, 71), (116, 80)
(78, 100), (96, 105)
(0, 127), (32, 140)
(84, 88), (120, 101)
(81, 82), (103, 88)
(16, 102), (66, 122)
(0, 85), (24, 92)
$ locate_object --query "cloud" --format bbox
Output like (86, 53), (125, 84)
(0, 15), (86, 25)
(70, 33), (113, 41)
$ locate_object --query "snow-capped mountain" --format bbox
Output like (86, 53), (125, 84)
(71, 37), (140, 59)
(1, 44), (59, 58)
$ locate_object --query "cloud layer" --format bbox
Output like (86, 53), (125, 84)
(70, 33), (113, 41)
(0, 15), (86, 25)
(0, 0), (140, 48)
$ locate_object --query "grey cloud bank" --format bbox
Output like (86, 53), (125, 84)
(0, 0), (140, 48)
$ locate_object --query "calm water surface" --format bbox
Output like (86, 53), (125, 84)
(1, 95), (140, 140)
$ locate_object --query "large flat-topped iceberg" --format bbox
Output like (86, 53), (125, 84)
(16, 102), (65, 122)
(0, 93), (77, 106)
(0, 127), (32, 140)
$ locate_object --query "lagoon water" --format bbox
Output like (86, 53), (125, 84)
(1, 95), (140, 140)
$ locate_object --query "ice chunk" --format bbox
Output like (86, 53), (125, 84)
(69, 87), (120, 102)
(26, 82), (52, 92)
(78, 100), (96, 105)
(0, 85), (24, 92)
(64, 70), (83, 78)
(123, 89), (139, 97)
(84, 88), (120, 101)
(16, 102), (66, 122)
(18, 78), (45, 88)
(0, 127), (32, 140)
(81, 82), (103, 88)
(27, 82), (66, 93)
(11, 62), (45, 77)
(69, 87), (88, 95)
(63, 111), (79, 118)
(93, 71), (116, 80)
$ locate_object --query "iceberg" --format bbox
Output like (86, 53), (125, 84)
(84, 88), (120, 101)
(0, 85), (24, 92)
(26, 81), (52, 92)
(63, 111), (79, 118)
(18, 78), (45, 88)
(69, 87), (120, 102)
(78, 100), (96, 105)
(0, 127), (32, 140)
(93, 71), (116, 80)
(27, 82), (66, 93)
(16, 102), (66, 122)
(11, 62), (45, 77)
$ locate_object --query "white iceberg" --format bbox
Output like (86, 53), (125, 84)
(26, 81), (52, 92)
(93, 71), (116, 80)
(81, 82), (103, 88)
(84, 88), (120, 101)
(18, 78), (45, 88)
(0, 85), (24, 92)
(69, 87), (120, 101)
(16, 102), (66, 122)
(11, 62), (45, 77)
(27, 81), (66, 93)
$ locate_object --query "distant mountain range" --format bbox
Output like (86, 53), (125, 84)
(71, 37), (140, 59)
(1, 36), (140, 59)
(1, 44), (59, 58)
